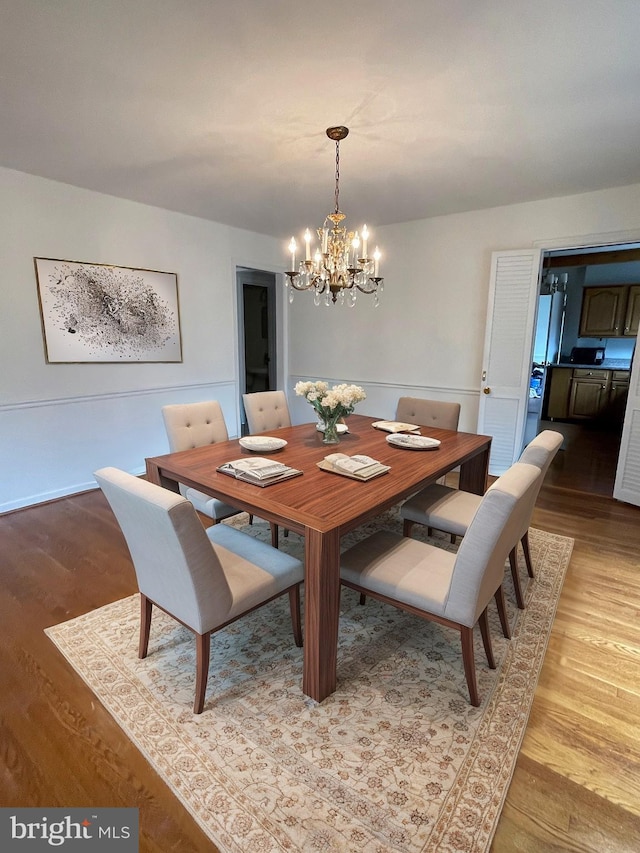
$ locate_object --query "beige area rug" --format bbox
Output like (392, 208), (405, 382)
(46, 509), (573, 853)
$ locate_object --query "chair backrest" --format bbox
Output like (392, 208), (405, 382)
(94, 467), (233, 634)
(518, 429), (563, 478)
(243, 390), (291, 434)
(162, 401), (229, 452)
(444, 462), (542, 625)
(515, 429), (563, 535)
(396, 397), (461, 431)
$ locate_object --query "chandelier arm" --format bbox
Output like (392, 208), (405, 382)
(355, 277), (384, 295)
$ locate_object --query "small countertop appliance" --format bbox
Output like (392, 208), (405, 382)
(568, 346), (605, 365)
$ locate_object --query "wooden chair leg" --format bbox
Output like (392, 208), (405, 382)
(270, 523), (279, 548)
(284, 529), (289, 538)
(289, 585), (303, 647)
(460, 626), (480, 707)
(359, 593), (367, 606)
(509, 547), (526, 610)
(194, 631), (211, 714)
(478, 607), (496, 669)
(521, 531), (534, 578)
(450, 533), (456, 544)
(138, 594), (153, 659)
(249, 514), (254, 525)
(402, 519), (414, 537)
(494, 586), (511, 639)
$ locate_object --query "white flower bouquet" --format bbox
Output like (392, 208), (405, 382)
(295, 381), (366, 443)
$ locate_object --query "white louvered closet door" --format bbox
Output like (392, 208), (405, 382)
(477, 249), (542, 475)
(614, 331), (640, 506)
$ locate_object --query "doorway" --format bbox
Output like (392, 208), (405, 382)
(236, 267), (277, 435)
(529, 244), (640, 495)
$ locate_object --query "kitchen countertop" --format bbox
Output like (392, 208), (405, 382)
(552, 360), (631, 370)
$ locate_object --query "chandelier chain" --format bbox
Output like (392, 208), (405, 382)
(334, 140), (340, 215)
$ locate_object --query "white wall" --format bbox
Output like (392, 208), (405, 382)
(0, 167), (285, 511)
(287, 183), (640, 431)
(5, 165), (640, 511)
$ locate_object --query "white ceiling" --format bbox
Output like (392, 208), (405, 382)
(2, 1), (640, 239)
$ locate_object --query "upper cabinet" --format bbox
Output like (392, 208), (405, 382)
(624, 284), (640, 337)
(579, 284), (640, 337)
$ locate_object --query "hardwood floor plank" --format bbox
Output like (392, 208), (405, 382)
(494, 755), (640, 853)
(520, 718), (640, 817)
(2, 430), (640, 852)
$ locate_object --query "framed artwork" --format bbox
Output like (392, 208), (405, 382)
(34, 258), (183, 363)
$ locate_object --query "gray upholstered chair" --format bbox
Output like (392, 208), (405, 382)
(242, 390), (292, 543)
(340, 462), (541, 706)
(395, 397), (461, 432)
(396, 397), (461, 488)
(161, 401), (244, 524)
(94, 467), (304, 714)
(400, 430), (563, 609)
(243, 390), (292, 434)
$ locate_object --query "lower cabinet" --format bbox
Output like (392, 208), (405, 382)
(546, 367), (629, 422)
(568, 373), (609, 419)
(545, 368), (573, 419)
(608, 372), (631, 421)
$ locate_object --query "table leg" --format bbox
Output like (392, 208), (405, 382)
(145, 459), (179, 492)
(458, 443), (491, 494)
(303, 526), (341, 702)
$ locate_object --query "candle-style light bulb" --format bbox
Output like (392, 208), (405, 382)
(361, 224), (369, 258)
(288, 237), (297, 271)
(351, 232), (360, 266)
(373, 246), (381, 278)
(304, 228), (312, 260)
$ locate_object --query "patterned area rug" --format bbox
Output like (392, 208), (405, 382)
(46, 509), (573, 853)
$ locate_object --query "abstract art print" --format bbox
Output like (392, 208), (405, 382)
(34, 258), (182, 363)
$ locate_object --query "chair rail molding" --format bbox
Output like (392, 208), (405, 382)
(1, 380), (235, 413)
(288, 376), (479, 433)
(1, 380), (239, 514)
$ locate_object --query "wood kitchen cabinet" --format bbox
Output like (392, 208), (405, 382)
(623, 284), (640, 336)
(579, 286), (627, 337)
(545, 367), (573, 419)
(568, 369), (609, 419)
(608, 370), (631, 420)
(545, 367), (630, 421)
(579, 284), (640, 337)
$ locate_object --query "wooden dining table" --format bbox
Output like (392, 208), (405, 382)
(145, 414), (492, 703)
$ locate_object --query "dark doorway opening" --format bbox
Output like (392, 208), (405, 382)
(236, 268), (277, 434)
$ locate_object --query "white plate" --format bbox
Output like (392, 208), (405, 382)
(385, 434), (441, 450)
(239, 436), (287, 452)
(316, 422), (349, 434)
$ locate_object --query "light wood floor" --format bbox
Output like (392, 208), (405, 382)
(492, 448), (640, 851)
(1, 450), (639, 851)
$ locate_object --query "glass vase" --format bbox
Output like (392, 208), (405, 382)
(320, 412), (342, 444)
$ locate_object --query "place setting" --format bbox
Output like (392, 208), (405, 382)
(385, 433), (441, 450)
(238, 435), (288, 453)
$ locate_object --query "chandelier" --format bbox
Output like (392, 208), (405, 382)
(285, 126), (383, 307)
